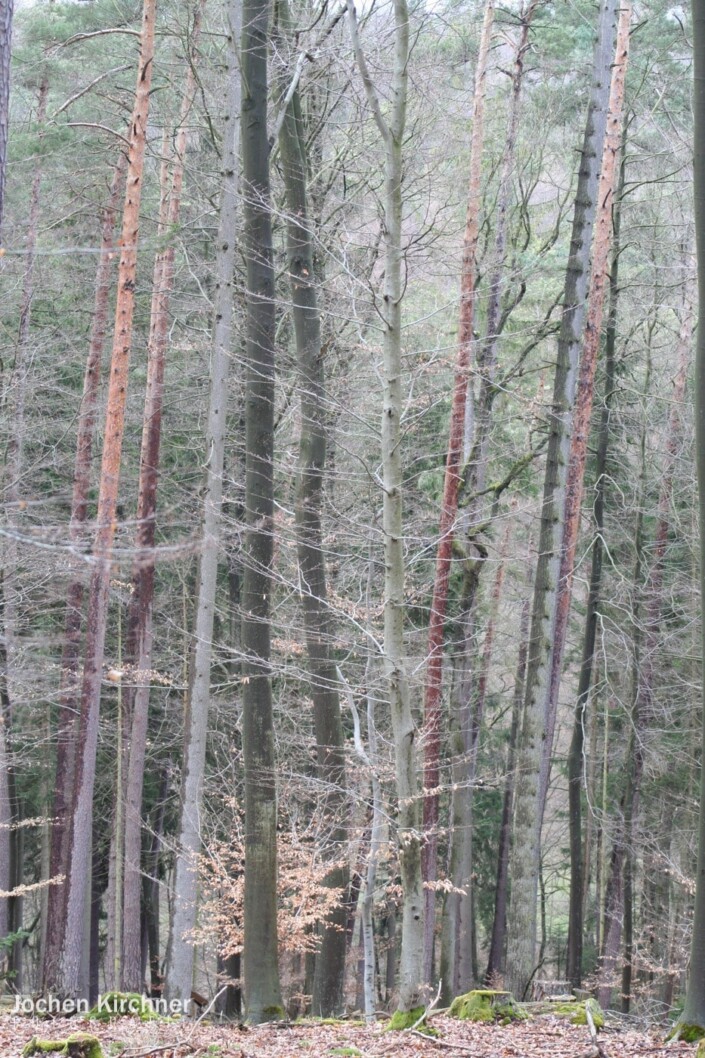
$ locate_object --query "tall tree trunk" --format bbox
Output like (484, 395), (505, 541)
(43, 152), (126, 993)
(420, 0), (494, 985)
(121, 2), (204, 993)
(165, 0), (240, 1007)
(565, 146), (622, 988)
(618, 294), (691, 1013)
(439, 4), (538, 996)
(240, 0), (282, 1021)
(57, 0), (157, 999)
(347, 0), (420, 1012)
(561, 17), (631, 993)
(1, 72), (48, 970)
(682, 11), (705, 1016)
(276, 4), (348, 1014)
(505, 0), (617, 999)
(0, 0), (13, 243)
(485, 594), (530, 982)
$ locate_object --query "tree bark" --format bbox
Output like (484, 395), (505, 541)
(276, 4), (349, 1013)
(240, 0), (282, 1021)
(485, 595), (530, 983)
(682, 12), (705, 1013)
(420, 0), (494, 985)
(121, 1), (204, 993)
(58, 0), (157, 998)
(165, 0), (241, 1007)
(43, 151), (126, 994)
(505, 0), (618, 999)
(565, 141), (623, 988)
(0, 0), (13, 243)
(560, 8), (631, 991)
(346, 0), (421, 1011)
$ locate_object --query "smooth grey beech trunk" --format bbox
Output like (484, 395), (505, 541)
(276, 1), (349, 1015)
(346, 0), (422, 1012)
(164, 0), (241, 1008)
(240, 0), (283, 1022)
(505, 0), (617, 1000)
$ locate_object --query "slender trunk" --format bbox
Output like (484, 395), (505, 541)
(121, 4), (204, 993)
(240, 0), (282, 1020)
(0, 0), (13, 243)
(617, 298), (691, 1013)
(347, 0), (419, 1012)
(683, 20), (705, 1009)
(1, 73), (47, 967)
(485, 595), (530, 982)
(505, 0), (617, 999)
(58, 0), (157, 998)
(421, 0), (494, 984)
(165, 0), (240, 1006)
(565, 69), (630, 998)
(44, 152), (126, 993)
(439, 7), (538, 995)
(276, 5), (348, 1012)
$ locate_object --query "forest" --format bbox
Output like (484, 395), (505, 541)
(1, 0), (705, 1050)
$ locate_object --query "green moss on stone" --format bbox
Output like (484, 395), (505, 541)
(668, 1023), (705, 1043)
(697, 1037), (705, 1055)
(448, 989), (526, 1024)
(87, 992), (158, 1022)
(386, 1006), (440, 1034)
(23, 1033), (104, 1058)
(387, 1007), (426, 1031)
(261, 1004), (286, 1022)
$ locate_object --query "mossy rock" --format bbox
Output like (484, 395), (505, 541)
(448, 989), (526, 1024)
(668, 1022), (705, 1044)
(87, 991), (158, 1021)
(23, 1033), (104, 1058)
(580, 998), (605, 1029)
(385, 1006), (439, 1036)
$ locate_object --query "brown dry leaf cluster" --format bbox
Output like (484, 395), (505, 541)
(2, 1014), (702, 1058)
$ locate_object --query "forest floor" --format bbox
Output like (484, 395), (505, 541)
(2, 1012), (702, 1058)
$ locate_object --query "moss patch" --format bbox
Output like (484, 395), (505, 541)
(448, 990), (526, 1024)
(668, 1022), (705, 1043)
(23, 1033), (104, 1058)
(549, 999), (604, 1028)
(87, 992), (158, 1022)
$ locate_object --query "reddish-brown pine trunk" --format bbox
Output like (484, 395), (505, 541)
(58, 0), (157, 999)
(421, 0), (494, 981)
(121, 9), (203, 990)
(43, 153), (126, 992)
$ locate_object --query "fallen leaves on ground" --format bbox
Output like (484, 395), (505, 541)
(1, 1012), (700, 1058)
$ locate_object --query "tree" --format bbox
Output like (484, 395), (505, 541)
(276, 0), (349, 1016)
(346, 0), (422, 1013)
(677, 0), (705, 1036)
(58, 0), (157, 998)
(505, 0), (618, 998)
(165, 0), (241, 1007)
(240, 0), (283, 1020)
